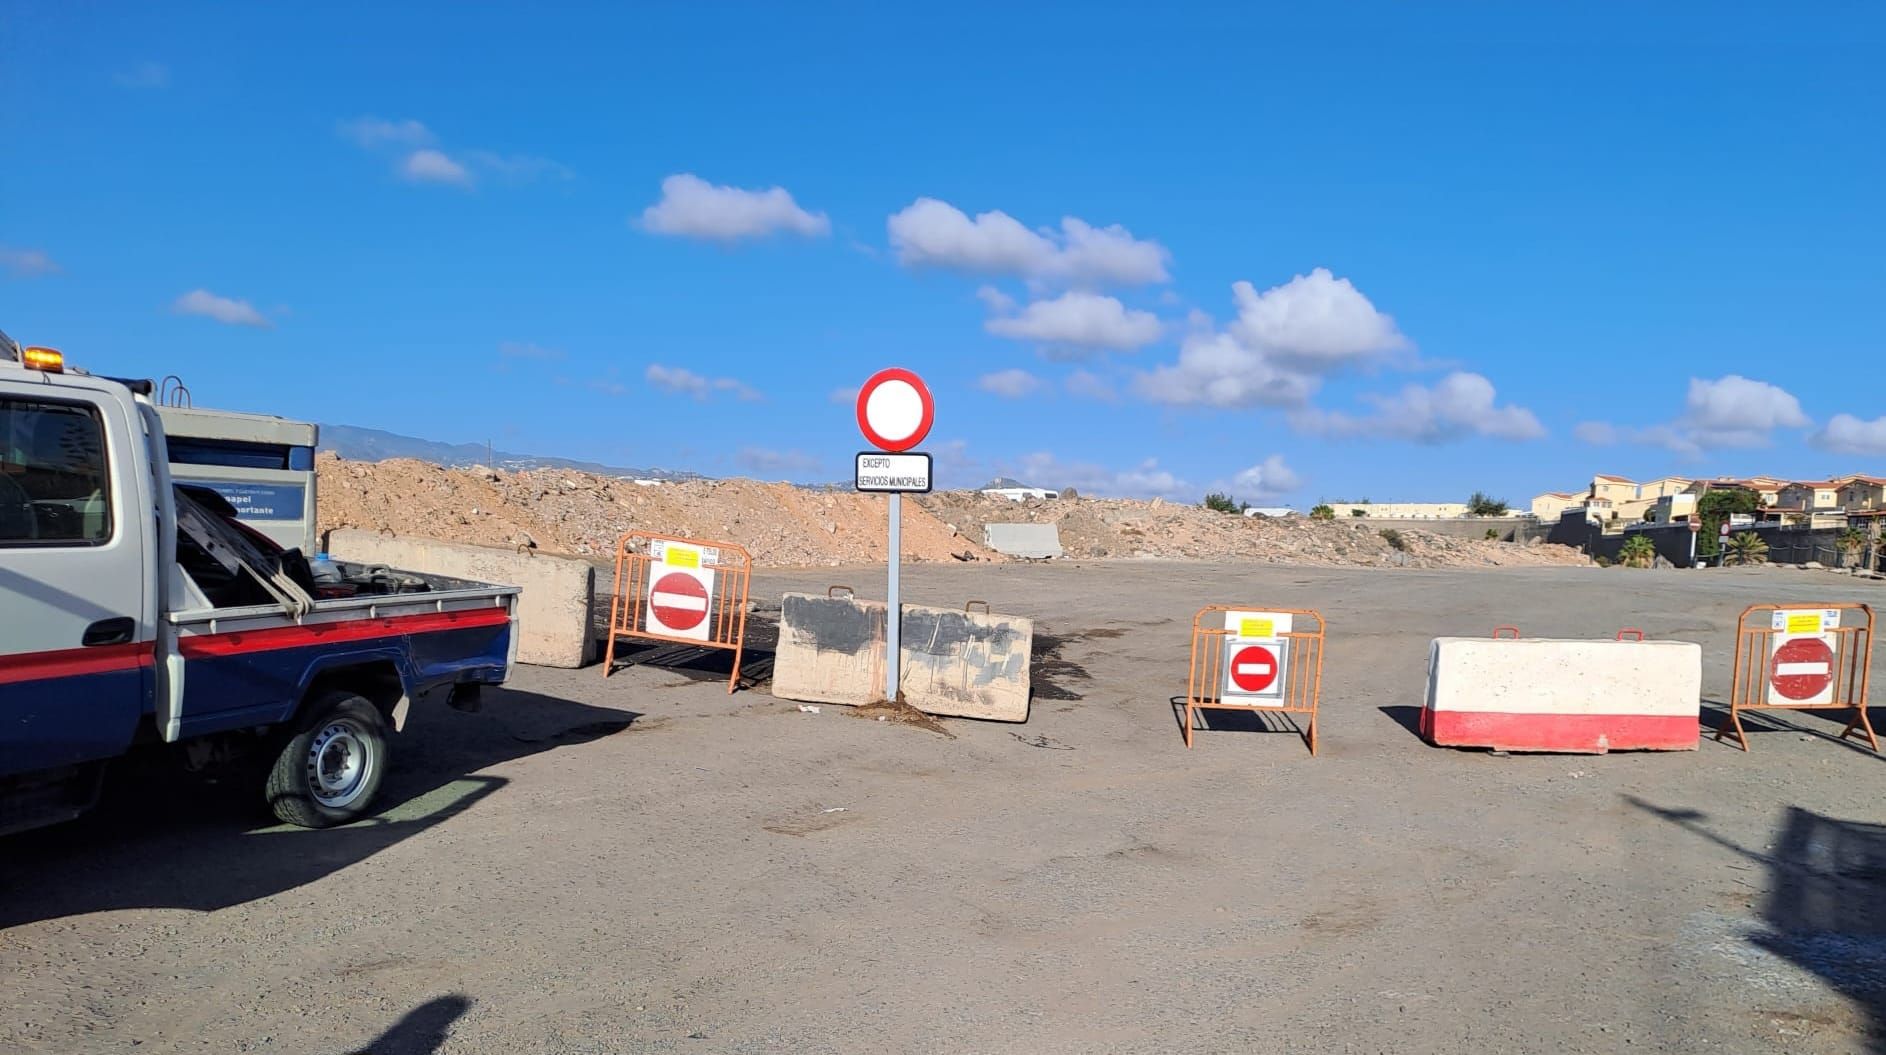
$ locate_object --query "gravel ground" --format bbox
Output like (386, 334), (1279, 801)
(3, 562), (1883, 1054)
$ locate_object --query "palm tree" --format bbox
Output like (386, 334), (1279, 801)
(1838, 527), (1867, 569)
(1726, 531), (1769, 567)
(1618, 535), (1656, 569)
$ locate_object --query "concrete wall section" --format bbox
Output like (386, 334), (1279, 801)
(771, 593), (888, 707)
(899, 604), (1031, 721)
(772, 593), (1032, 721)
(984, 523), (1064, 559)
(1424, 637), (1701, 753)
(326, 529), (596, 668)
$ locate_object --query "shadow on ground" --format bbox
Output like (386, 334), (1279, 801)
(597, 611), (777, 691)
(1699, 700), (1884, 761)
(0, 689), (638, 928)
(1167, 695), (1311, 749)
(1630, 794), (1886, 1052)
(349, 995), (471, 1055)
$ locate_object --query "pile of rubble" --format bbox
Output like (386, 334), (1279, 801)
(315, 453), (1588, 570)
(919, 491), (1589, 569)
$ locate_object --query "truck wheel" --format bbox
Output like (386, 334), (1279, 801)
(265, 691), (389, 828)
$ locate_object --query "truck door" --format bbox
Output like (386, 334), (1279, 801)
(0, 384), (153, 776)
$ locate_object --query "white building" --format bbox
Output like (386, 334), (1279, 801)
(981, 477), (1058, 501)
(1243, 506), (1299, 518)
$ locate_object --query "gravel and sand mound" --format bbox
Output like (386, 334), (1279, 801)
(315, 452), (1589, 570)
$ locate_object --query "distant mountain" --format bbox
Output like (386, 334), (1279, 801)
(319, 424), (704, 482)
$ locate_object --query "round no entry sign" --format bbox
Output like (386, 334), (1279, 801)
(856, 368), (934, 452)
(1771, 635), (1834, 702)
(1229, 643), (1280, 694)
(649, 570), (710, 635)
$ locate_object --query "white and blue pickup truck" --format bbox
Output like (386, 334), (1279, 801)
(0, 335), (519, 834)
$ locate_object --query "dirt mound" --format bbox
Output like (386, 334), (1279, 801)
(315, 453), (1588, 570)
(919, 490), (1590, 569)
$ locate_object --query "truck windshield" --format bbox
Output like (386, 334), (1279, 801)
(0, 397), (111, 545)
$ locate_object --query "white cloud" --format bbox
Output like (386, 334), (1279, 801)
(978, 369), (1043, 399)
(499, 341), (563, 361)
(172, 289), (271, 328)
(886, 197), (1170, 286)
(736, 447), (822, 475)
(985, 291), (1162, 354)
(1293, 372), (1544, 443)
(1813, 413), (1886, 456)
(114, 62), (169, 89)
(1229, 454), (1302, 500)
(828, 385), (859, 405)
(588, 379), (629, 396)
(1133, 331), (1318, 409)
(1013, 452), (1189, 499)
(340, 118), (565, 189)
(975, 285), (1017, 314)
(464, 150), (574, 183)
(1577, 375), (1809, 456)
(645, 363), (762, 401)
(339, 116), (435, 148)
(0, 247), (59, 278)
(1065, 369), (1118, 402)
(640, 173), (830, 242)
(1132, 270), (1406, 409)
(400, 149), (472, 186)
(1679, 375), (1808, 448)
(1573, 421), (1619, 445)
(1227, 268), (1410, 369)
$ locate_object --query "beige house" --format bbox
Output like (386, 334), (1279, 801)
(1639, 475), (1693, 499)
(1778, 480), (1844, 511)
(1838, 476), (1886, 512)
(1584, 476), (1659, 522)
(1589, 474), (1638, 504)
(1530, 491), (1583, 521)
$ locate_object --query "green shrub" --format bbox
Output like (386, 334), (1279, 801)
(1379, 528), (1407, 551)
(1202, 492), (1239, 514)
(1466, 491), (1509, 517)
(1310, 504), (1335, 521)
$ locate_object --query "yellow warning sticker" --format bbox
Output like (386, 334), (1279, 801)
(1784, 612), (1823, 635)
(665, 545), (701, 568)
(1240, 617), (1275, 639)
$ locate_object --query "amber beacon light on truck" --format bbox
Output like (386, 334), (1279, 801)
(21, 346), (64, 372)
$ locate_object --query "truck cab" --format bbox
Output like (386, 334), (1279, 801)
(0, 335), (518, 834)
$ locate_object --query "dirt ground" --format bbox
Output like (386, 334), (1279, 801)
(4, 563), (1884, 1054)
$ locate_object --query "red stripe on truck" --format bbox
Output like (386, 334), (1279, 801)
(0, 641), (154, 685)
(177, 607), (512, 659)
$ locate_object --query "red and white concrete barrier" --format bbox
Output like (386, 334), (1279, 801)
(1423, 637), (1702, 753)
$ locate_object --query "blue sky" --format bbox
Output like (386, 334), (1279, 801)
(4, 3), (1883, 504)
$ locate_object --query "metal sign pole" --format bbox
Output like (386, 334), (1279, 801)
(886, 491), (901, 702)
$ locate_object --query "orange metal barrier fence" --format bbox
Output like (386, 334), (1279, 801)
(1716, 602), (1875, 752)
(1184, 605), (1326, 755)
(604, 531), (753, 693)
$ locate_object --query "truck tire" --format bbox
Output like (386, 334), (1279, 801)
(265, 691), (389, 828)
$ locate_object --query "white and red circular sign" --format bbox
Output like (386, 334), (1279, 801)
(1771, 636), (1834, 701)
(856, 368), (933, 452)
(649, 571), (710, 635)
(1229, 644), (1280, 694)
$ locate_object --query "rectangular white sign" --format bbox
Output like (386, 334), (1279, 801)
(855, 452), (933, 493)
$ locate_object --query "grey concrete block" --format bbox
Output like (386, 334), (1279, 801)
(985, 523), (1063, 559)
(326, 529), (596, 668)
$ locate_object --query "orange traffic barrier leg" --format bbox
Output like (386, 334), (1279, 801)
(1838, 708), (1880, 750)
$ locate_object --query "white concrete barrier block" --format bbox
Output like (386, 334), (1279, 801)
(1424, 637), (1701, 753)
